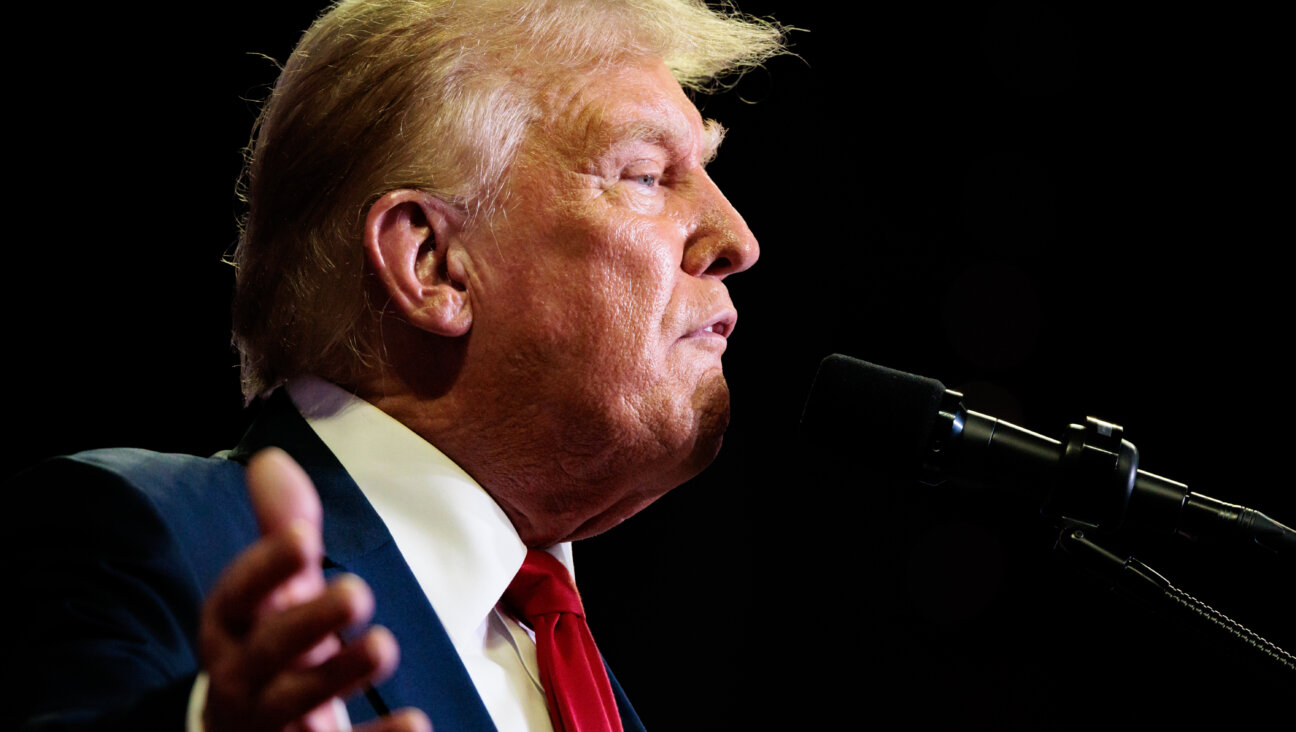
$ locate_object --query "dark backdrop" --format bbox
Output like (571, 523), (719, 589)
(10, 2), (1291, 729)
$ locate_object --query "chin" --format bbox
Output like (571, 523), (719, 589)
(680, 371), (732, 477)
(549, 372), (732, 542)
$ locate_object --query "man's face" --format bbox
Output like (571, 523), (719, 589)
(459, 58), (759, 538)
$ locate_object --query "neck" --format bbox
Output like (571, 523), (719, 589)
(346, 327), (682, 547)
(345, 348), (584, 547)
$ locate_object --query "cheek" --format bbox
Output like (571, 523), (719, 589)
(488, 211), (685, 382)
(582, 221), (681, 336)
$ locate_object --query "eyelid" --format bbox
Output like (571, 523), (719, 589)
(622, 159), (664, 188)
(623, 157), (663, 173)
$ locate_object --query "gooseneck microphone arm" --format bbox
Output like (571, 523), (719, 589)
(801, 354), (1296, 676)
(922, 388), (1296, 558)
(802, 354), (1296, 558)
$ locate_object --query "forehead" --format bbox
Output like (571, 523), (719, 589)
(532, 59), (717, 165)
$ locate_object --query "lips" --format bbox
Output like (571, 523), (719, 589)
(683, 308), (737, 340)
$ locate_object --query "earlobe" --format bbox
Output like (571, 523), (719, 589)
(364, 190), (473, 337)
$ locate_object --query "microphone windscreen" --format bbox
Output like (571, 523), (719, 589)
(800, 354), (947, 480)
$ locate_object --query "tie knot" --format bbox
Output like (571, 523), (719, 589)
(504, 549), (585, 622)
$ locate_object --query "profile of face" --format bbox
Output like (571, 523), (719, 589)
(457, 58), (760, 538)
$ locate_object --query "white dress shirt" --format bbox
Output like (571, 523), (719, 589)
(190, 376), (569, 731)
(286, 376), (568, 731)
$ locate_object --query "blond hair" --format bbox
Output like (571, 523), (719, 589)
(231, 0), (786, 399)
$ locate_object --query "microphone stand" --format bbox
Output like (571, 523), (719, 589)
(923, 397), (1296, 680)
(1054, 523), (1295, 678)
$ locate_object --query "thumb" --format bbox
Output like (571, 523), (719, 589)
(247, 447), (323, 539)
(246, 448), (327, 610)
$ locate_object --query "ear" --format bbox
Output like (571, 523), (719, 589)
(364, 189), (472, 336)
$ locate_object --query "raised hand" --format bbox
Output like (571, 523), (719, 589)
(198, 448), (429, 731)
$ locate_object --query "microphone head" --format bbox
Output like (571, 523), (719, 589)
(800, 354), (948, 480)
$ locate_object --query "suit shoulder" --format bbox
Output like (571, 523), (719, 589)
(16, 448), (248, 517)
(63, 447), (244, 492)
(10, 448), (259, 589)
(8, 450), (249, 731)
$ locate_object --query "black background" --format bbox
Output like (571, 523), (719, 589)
(10, 2), (1292, 728)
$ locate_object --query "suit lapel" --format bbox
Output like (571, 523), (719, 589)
(329, 545), (495, 732)
(232, 391), (497, 732)
(606, 662), (647, 732)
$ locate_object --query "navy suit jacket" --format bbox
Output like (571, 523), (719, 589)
(12, 393), (645, 731)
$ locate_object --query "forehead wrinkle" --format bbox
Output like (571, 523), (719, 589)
(592, 105), (715, 168)
(579, 90), (705, 163)
(530, 63), (719, 169)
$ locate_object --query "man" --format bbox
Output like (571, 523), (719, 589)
(12, 0), (783, 730)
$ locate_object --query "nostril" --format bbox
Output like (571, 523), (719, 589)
(707, 256), (732, 275)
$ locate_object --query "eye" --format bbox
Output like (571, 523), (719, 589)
(634, 173), (658, 188)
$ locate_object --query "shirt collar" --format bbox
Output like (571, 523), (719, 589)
(284, 376), (574, 647)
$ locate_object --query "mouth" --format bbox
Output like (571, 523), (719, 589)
(684, 309), (737, 341)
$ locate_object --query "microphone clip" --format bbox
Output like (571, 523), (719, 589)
(1048, 417), (1140, 530)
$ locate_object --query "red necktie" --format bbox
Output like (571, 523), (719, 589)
(503, 549), (623, 732)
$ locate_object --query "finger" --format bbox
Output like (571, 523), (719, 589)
(242, 574), (375, 687)
(295, 699), (350, 732)
(247, 448), (328, 610)
(205, 522), (318, 635)
(257, 625), (401, 729)
(247, 447), (323, 538)
(356, 708), (433, 732)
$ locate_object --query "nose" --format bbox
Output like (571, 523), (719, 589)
(681, 172), (760, 279)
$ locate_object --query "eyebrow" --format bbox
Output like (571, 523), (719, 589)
(610, 117), (727, 166)
(701, 119), (726, 165)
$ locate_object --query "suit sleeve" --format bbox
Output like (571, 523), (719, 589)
(8, 456), (210, 731)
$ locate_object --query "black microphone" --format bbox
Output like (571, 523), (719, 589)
(801, 354), (1295, 557)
